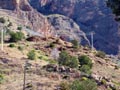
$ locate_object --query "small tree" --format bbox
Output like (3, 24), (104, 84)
(27, 50), (36, 60)
(10, 31), (25, 42)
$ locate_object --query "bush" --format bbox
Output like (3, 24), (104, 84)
(58, 51), (79, 68)
(71, 39), (79, 49)
(81, 77), (88, 81)
(9, 43), (15, 48)
(96, 51), (106, 58)
(0, 74), (4, 84)
(10, 31), (25, 42)
(78, 55), (93, 75)
(70, 79), (98, 90)
(68, 56), (79, 68)
(59, 51), (70, 66)
(60, 82), (70, 90)
(27, 50), (36, 60)
(101, 79), (107, 85)
(0, 17), (5, 23)
(78, 55), (93, 68)
(18, 46), (24, 51)
(17, 26), (22, 30)
(80, 65), (91, 75)
(49, 42), (55, 48)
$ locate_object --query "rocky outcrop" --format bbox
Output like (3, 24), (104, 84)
(28, 0), (120, 54)
(47, 14), (90, 45)
(0, 0), (54, 38)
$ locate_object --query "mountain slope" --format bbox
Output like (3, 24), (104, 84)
(0, 0), (89, 45)
(0, 0), (120, 54)
(28, 0), (120, 54)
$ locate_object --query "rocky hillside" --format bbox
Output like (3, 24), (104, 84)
(0, 0), (120, 55)
(0, 1), (120, 90)
(28, 0), (120, 54)
(0, 36), (120, 90)
(0, 0), (89, 46)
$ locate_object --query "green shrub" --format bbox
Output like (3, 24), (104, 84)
(9, 43), (15, 48)
(0, 74), (4, 84)
(26, 26), (31, 29)
(48, 59), (58, 64)
(17, 26), (22, 30)
(10, 31), (25, 42)
(59, 51), (70, 66)
(70, 79), (98, 90)
(58, 51), (79, 68)
(49, 42), (55, 48)
(81, 77), (88, 81)
(101, 79), (107, 85)
(60, 82), (70, 90)
(96, 51), (106, 58)
(27, 50), (36, 60)
(80, 65), (92, 75)
(114, 65), (120, 70)
(71, 39), (79, 49)
(78, 55), (93, 75)
(0, 17), (5, 23)
(78, 55), (93, 68)
(18, 46), (24, 51)
(67, 56), (79, 68)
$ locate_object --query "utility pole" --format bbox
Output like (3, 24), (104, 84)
(23, 61), (27, 90)
(79, 31), (95, 51)
(23, 60), (31, 90)
(90, 32), (95, 52)
(1, 29), (3, 51)
(23, 61), (28, 90)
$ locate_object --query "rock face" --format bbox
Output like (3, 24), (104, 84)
(0, 0), (54, 38)
(47, 14), (90, 45)
(28, 0), (120, 54)
(0, 0), (16, 10)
